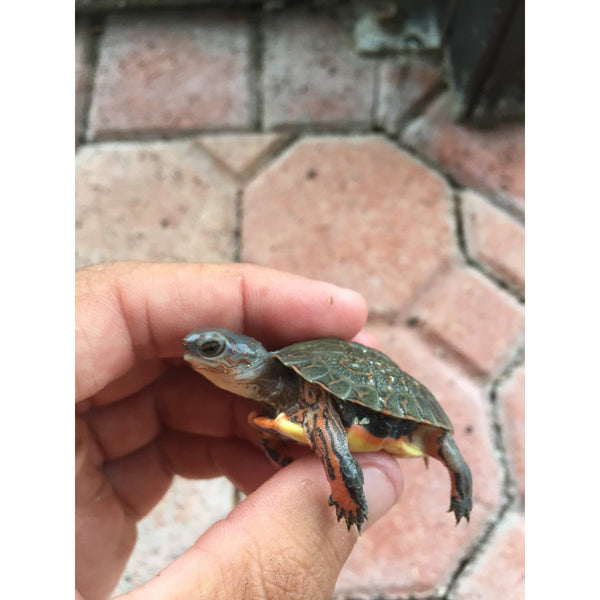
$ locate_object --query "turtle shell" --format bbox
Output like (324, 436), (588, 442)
(273, 338), (453, 432)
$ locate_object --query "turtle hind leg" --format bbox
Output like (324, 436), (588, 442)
(249, 412), (295, 468)
(430, 431), (472, 523)
(258, 432), (294, 468)
(300, 382), (368, 532)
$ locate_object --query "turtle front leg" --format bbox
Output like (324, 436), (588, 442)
(299, 382), (368, 532)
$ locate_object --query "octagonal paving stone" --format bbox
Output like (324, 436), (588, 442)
(242, 136), (458, 315)
(334, 325), (502, 598)
(76, 138), (238, 269)
(402, 93), (524, 218)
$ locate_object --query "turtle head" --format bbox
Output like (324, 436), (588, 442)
(183, 328), (282, 401)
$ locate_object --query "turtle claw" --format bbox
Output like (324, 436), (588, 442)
(449, 495), (472, 524)
(329, 494), (367, 533)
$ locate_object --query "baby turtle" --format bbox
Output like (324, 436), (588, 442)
(183, 328), (472, 531)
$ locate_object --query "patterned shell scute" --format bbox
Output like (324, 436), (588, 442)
(273, 338), (453, 432)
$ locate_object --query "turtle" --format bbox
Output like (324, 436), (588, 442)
(183, 328), (472, 532)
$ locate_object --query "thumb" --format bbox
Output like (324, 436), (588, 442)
(118, 452), (402, 600)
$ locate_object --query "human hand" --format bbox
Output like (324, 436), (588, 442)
(76, 261), (403, 600)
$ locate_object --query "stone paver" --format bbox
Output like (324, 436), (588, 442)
(403, 93), (524, 216)
(376, 55), (442, 134)
(453, 511), (525, 600)
(263, 9), (376, 129)
(115, 476), (235, 594)
(243, 136), (457, 314)
(335, 325), (502, 597)
(497, 364), (525, 503)
(410, 266), (524, 378)
(197, 133), (289, 179)
(75, 139), (237, 268)
(76, 19), (93, 143)
(461, 189), (525, 296)
(88, 12), (252, 139)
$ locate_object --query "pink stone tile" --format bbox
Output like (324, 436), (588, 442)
(462, 190), (525, 295)
(75, 139), (237, 268)
(497, 365), (525, 502)
(403, 94), (524, 215)
(376, 55), (442, 134)
(263, 9), (375, 128)
(242, 136), (456, 314)
(197, 133), (290, 179)
(411, 266), (524, 377)
(88, 12), (252, 139)
(335, 325), (502, 597)
(453, 511), (524, 600)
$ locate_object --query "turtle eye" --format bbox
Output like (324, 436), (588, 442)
(200, 340), (225, 357)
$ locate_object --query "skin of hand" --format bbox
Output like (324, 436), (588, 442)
(75, 261), (404, 600)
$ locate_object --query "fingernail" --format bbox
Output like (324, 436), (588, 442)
(361, 459), (403, 525)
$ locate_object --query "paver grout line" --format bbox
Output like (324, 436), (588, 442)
(370, 60), (382, 130)
(233, 188), (244, 263)
(386, 129), (524, 225)
(442, 498), (515, 599)
(237, 132), (302, 183)
(451, 190), (525, 304)
(383, 131), (464, 194)
(248, 8), (264, 131)
(263, 122), (376, 134)
(444, 168), (524, 225)
(85, 125), (267, 144)
(78, 14), (105, 146)
(451, 189), (469, 259)
(383, 132), (525, 305)
(442, 347), (524, 599)
(396, 78), (447, 135)
(468, 260), (524, 305)
(81, 124), (387, 145)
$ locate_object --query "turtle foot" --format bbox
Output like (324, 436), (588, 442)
(329, 494), (368, 533)
(449, 495), (472, 524)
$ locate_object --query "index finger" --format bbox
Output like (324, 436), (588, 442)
(76, 261), (367, 402)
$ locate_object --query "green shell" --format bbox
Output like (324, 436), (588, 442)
(273, 338), (453, 432)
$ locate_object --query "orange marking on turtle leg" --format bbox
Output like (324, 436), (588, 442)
(300, 382), (367, 532)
